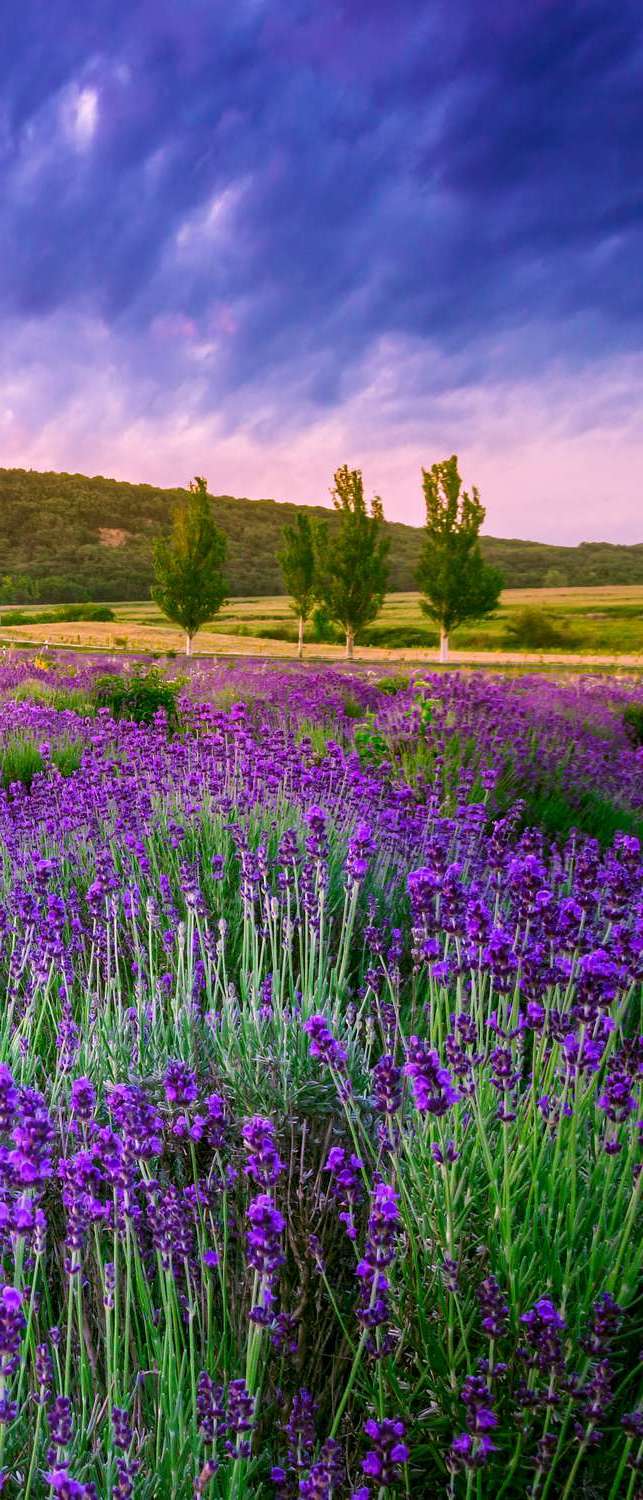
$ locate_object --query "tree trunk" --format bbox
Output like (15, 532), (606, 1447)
(298, 615), (304, 661)
(346, 628), (354, 661)
(185, 632), (192, 657)
(439, 628), (449, 663)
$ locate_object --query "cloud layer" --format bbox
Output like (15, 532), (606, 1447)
(1, 0), (642, 539)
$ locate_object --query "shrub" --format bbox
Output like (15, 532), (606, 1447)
(353, 711), (389, 767)
(623, 702), (643, 746)
(504, 607), (578, 650)
(342, 693), (364, 719)
(361, 625), (437, 648)
(92, 668), (181, 727)
(375, 674), (410, 694)
(2, 603), (115, 627)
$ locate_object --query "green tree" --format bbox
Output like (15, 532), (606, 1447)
(278, 512), (316, 660)
(151, 476), (227, 655)
(314, 465), (390, 659)
(417, 455), (503, 662)
(542, 567), (568, 589)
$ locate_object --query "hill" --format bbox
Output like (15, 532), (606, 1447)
(0, 467), (642, 602)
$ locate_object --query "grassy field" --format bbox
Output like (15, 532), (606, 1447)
(0, 585), (641, 663)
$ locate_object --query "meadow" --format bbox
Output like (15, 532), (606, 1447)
(1, 585), (642, 664)
(0, 652), (640, 1497)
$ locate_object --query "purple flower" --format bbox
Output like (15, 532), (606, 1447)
(246, 1193), (286, 1280)
(362, 1418), (409, 1483)
(112, 1406), (132, 1452)
(519, 1298), (566, 1372)
(582, 1293), (622, 1356)
(35, 1343), (53, 1406)
(304, 1015), (347, 1071)
(449, 1432), (497, 1471)
(10, 1087), (55, 1183)
(0, 1285), (25, 1379)
(324, 1146), (363, 1241)
(225, 1379), (255, 1460)
(190, 1092), (228, 1149)
(284, 1388), (317, 1470)
(44, 1472), (97, 1499)
(48, 1394), (73, 1447)
(597, 1065), (637, 1125)
(197, 1371), (225, 1442)
(404, 1037), (459, 1116)
(0, 1066), (18, 1131)
(477, 1276), (509, 1339)
(347, 822), (377, 882)
(356, 1185), (400, 1350)
(460, 1374), (498, 1435)
(371, 1055), (402, 1115)
(164, 1059), (198, 1107)
(70, 1077), (96, 1124)
(298, 1438), (344, 1498)
(113, 1457), (136, 1500)
(107, 1084), (163, 1160)
(242, 1117), (285, 1187)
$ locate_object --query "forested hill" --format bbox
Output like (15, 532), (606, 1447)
(0, 467), (642, 602)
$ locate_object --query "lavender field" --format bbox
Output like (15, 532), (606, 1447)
(0, 654), (641, 1498)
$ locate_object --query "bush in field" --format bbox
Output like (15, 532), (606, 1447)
(92, 667), (181, 726)
(623, 701), (643, 745)
(505, 606), (578, 650)
(2, 603), (115, 626)
(376, 673), (411, 694)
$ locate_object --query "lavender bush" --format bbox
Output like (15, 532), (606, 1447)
(0, 658), (639, 1496)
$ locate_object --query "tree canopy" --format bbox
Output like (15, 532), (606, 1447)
(417, 456), (503, 660)
(314, 465), (390, 658)
(151, 476), (228, 654)
(278, 512), (316, 658)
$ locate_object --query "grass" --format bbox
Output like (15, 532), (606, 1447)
(1, 585), (642, 663)
(11, 679), (95, 713)
(0, 732), (84, 788)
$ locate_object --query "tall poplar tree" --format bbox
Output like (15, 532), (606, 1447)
(314, 465), (389, 660)
(278, 512), (316, 660)
(152, 476), (227, 655)
(417, 455), (503, 662)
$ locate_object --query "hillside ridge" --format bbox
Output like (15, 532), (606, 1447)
(1, 466), (642, 601)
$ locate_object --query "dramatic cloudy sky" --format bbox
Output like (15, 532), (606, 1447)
(1, 0), (641, 541)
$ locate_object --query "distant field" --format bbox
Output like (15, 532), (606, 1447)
(1, 585), (642, 663)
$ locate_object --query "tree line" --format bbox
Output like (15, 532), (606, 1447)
(152, 457), (503, 661)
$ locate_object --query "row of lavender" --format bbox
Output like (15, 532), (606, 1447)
(3, 648), (642, 815)
(0, 659), (640, 1495)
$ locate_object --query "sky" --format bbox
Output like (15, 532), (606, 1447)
(1, 0), (642, 543)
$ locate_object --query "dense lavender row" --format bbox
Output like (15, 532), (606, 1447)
(0, 658), (640, 1496)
